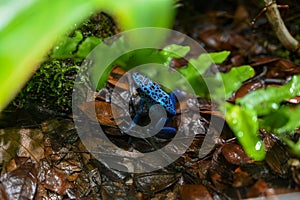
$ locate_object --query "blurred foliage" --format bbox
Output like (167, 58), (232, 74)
(260, 104), (300, 135)
(50, 31), (102, 61)
(0, 0), (175, 111)
(11, 12), (115, 113)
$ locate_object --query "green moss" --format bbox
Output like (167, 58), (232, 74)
(77, 12), (117, 38)
(11, 12), (117, 113)
(13, 60), (79, 112)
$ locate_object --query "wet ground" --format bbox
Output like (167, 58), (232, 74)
(1, 1), (300, 199)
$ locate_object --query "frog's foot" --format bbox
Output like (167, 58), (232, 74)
(155, 126), (177, 139)
(125, 114), (176, 139)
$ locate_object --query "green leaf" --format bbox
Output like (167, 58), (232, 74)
(182, 51), (229, 76)
(225, 103), (266, 160)
(176, 53), (212, 96)
(51, 31), (83, 59)
(76, 36), (102, 58)
(188, 53), (213, 74)
(160, 44), (190, 67)
(176, 51), (231, 99)
(221, 65), (254, 99)
(237, 75), (300, 116)
(161, 44), (190, 58)
(282, 137), (300, 157)
(209, 51), (230, 64)
(121, 48), (165, 70)
(260, 104), (300, 134)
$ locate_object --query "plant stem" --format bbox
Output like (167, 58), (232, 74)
(264, 0), (300, 55)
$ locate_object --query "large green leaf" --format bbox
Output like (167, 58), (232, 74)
(237, 75), (300, 116)
(225, 103), (266, 160)
(282, 137), (300, 157)
(260, 104), (300, 135)
(209, 51), (230, 64)
(0, 0), (175, 111)
(221, 65), (254, 99)
(161, 44), (190, 58)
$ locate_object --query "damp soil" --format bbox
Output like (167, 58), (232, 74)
(1, 1), (300, 199)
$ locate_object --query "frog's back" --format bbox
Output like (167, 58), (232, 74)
(132, 72), (176, 115)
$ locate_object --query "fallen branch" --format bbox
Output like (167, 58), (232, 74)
(264, 0), (300, 55)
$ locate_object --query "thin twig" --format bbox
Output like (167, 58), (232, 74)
(263, 0), (300, 55)
(264, 0), (300, 55)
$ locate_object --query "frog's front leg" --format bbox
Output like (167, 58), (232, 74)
(127, 98), (145, 131)
(156, 126), (177, 139)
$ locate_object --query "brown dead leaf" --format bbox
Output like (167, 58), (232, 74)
(233, 81), (264, 100)
(233, 167), (253, 187)
(111, 66), (126, 76)
(0, 128), (44, 164)
(265, 139), (289, 175)
(0, 159), (37, 200)
(134, 173), (181, 194)
(180, 184), (213, 200)
(107, 66), (129, 90)
(221, 142), (252, 165)
(78, 101), (124, 126)
(38, 159), (72, 195)
(247, 179), (273, 198)
(199, 27), (232, 50)
(233, 4), (250, 30)
(251, 57), (300, 78)
(107, 77), (129, 91)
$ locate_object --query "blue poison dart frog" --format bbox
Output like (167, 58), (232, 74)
(127, 72), (177, 139)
